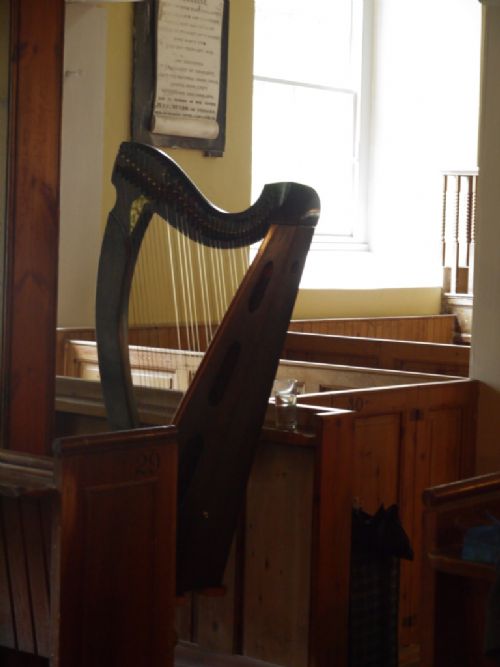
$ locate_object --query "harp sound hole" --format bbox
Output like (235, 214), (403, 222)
(248, 261), (274, 313)
(208, 341), (241, 406)
(179, 433), (204, 496)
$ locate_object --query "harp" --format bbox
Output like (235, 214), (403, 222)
(96, 142), (320, 593)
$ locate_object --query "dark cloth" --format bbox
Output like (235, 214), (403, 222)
(349, 505), (413, 667)
(485, 560), (500, 661)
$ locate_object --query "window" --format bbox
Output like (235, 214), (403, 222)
(252, 0), (370, 247)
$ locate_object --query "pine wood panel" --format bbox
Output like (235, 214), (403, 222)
(195, 539), (239, 653)
(59, 339), (453, 398)
(282, 332), (469, 377)
(0, 426), (178, 666)
(300, 379), (478, 645)
(288, 315), (457, 343)
(176, 411), (355, 667)
(352, 414), (401, 513)
(53, 427), (178, 666)
(243, 443), (314, 667)
(2, 0), (64, 454)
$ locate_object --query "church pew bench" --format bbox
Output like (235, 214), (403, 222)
(54, 374), (478, 660)
(420, 472), (500, 667)
(299, 378), (479, 647)
(287, 314), (458, 343)
(281, 331), (470, 377)
(58, 338), (456, 394)
(0, 427), (178, 666)
(56, 317), (464, 378)
(54, 379), (354, 667)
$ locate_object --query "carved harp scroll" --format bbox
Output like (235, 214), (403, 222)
(96, 142), (320, 593)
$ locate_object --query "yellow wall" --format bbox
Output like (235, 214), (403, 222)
(293, 287), (442, 319)
(102, 1), (254, 223)
(99, 3), (441, 323)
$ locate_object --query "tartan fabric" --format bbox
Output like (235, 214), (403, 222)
(348, 552), (400, 667)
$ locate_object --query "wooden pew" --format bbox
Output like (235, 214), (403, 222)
(54, 378), (354, 667)
(0, 426), (178, 666)
(54, 371), (479, 660)
(58, 338), (456, 394)
(298, 379), (478, 647)
(421, 472), (500, 667)
(56, 322), (469, 380)
(288, 314), (458, 343)
(282, 332), (470, 377)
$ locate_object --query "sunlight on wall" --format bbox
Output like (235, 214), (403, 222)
(367, 0), (481, 286)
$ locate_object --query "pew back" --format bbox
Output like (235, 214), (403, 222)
(60, 339), (456, 395)
(282, 332), (470, 377)
(288, 314), (457, 343)
(56, 315), (463, 375)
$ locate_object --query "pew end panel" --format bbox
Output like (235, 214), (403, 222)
(0, 426), (178, 667)
(299, 379), (479, 645)
(174, 405), (355, 667)
(421, 472), (500, 667)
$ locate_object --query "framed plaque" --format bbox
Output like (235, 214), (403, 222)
(132, 0), (229, 156)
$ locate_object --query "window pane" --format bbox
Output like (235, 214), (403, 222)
(252, 80), (357, 236)
(254, 0), (354, 88)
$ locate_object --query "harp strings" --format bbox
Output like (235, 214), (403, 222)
(128, 211), (250, 390)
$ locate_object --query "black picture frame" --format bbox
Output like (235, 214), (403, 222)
(132, 0), (229, 157)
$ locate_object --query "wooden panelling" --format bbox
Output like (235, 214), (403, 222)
(2, 499), (38, 654)
(56, 317), (466, 379)
(300, 379), (478, 645)
(195, 539), (239, 653)
(282, 332), (469, 377)
(0, 426), (178, 666)
(0, 496), (53, 656)
(175, 410), (355, 667)
(288, 314), (457, 343)
(52, 373), (478, 665)
(59, 339), (454, 397)
(243, 443), (314, 667)
(352, 414), (401, 512)
(53, 427), (178, 666)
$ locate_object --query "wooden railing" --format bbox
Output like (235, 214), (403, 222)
(441, 170), (478, 296)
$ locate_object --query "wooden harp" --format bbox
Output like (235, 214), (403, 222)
(96, 142), (320, 593)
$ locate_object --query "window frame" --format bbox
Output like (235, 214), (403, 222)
(251, 0), (373, 250)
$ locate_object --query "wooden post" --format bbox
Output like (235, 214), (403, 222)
(1, 0), (64, 454)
